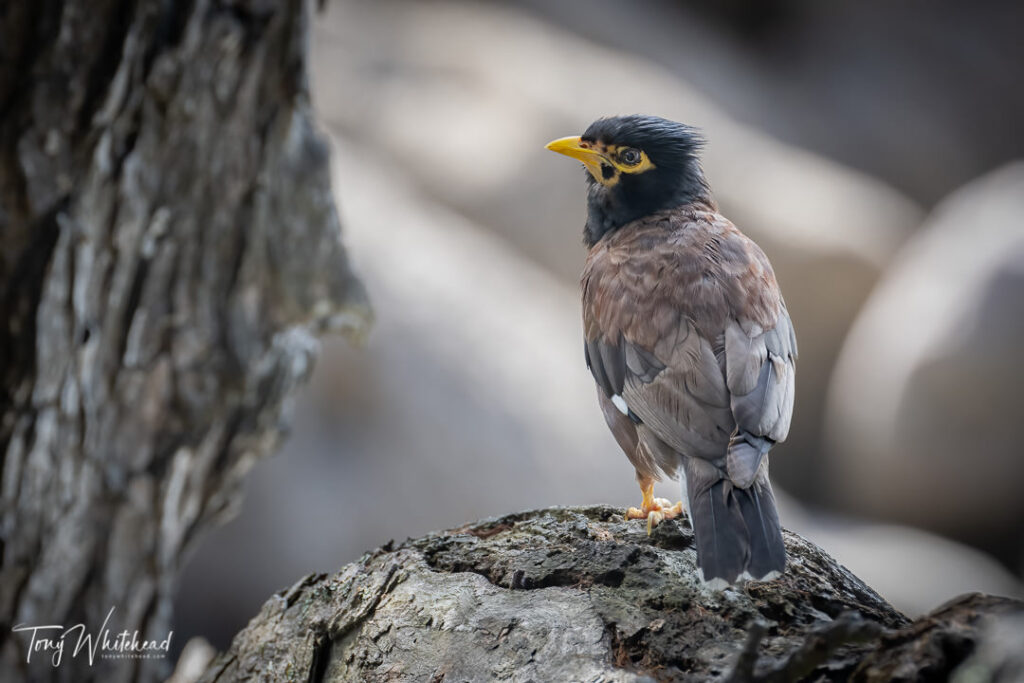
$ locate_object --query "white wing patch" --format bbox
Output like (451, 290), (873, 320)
(611, 394), (629, 415)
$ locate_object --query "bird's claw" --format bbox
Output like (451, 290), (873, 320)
(626, 497), (684, 535)
(646, 510), (665, 535)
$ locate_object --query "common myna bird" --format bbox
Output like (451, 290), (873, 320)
(547, 115), (796, 586)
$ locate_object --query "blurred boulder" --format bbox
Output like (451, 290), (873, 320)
(311, 0), (923, 502)
(780, 488), (1022, 617)
(516, 0), (1024, 206)
(952, 611), (1024, 683)
(826, 163), (1024, 570)
(793, 519), (1023, 618)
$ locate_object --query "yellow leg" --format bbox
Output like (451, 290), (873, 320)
(625, 479), (683, 535)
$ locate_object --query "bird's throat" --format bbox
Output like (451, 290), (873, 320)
(583, 167), (712, 247)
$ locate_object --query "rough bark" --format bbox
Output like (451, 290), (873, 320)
(0, 1), (369, 681)
(199, 506), (1023, 682)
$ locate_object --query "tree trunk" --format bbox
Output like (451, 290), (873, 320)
(199, 506), (1024, 682)
(0, 1), (369, 681)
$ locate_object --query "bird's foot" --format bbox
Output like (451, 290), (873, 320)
(625, 484), (684, 535)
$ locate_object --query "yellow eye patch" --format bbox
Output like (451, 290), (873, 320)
(606, 145), (656, 174)
(545, 136), (656, 187)
(588, 144), (656, 187)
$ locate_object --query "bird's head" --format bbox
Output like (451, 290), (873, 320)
(547, 115), (710, 245)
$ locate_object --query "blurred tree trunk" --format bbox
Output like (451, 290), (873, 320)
(0, 1), (369, 681)
(198, 506), (1024, 683)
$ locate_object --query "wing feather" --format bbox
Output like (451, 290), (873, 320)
(727, 306), (797, 443)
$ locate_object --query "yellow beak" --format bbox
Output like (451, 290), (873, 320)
(546, 135), (607, 180)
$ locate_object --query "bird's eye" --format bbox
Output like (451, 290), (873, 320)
(620, 148), (641, 166)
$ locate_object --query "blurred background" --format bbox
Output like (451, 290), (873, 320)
(175, 0), (1024, 653)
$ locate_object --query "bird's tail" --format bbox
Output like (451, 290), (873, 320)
(683, 458), (786, 587)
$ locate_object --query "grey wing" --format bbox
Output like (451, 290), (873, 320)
(619, 320), (735, 462)
(723, 303), (797, 487)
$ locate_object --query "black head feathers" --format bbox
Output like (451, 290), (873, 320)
(578, 115), (711, 245)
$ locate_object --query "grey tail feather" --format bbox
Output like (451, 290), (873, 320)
(685, 462), (786, 585)
(737, 474), (786, 580)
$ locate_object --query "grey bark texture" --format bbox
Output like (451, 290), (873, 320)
(199, 506), (1024, 683)
(0, 0), (369, 681)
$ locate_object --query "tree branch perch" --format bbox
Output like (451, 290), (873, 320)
(197, 506), (1023, 682)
